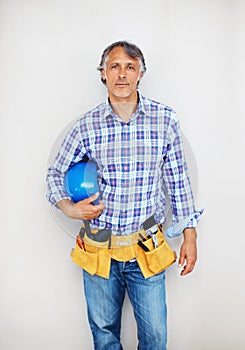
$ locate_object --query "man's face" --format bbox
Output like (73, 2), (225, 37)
(101, 46), (143, 102)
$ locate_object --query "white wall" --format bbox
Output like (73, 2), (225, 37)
(1, 0), (244, 349)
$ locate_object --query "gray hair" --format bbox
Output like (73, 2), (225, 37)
(97, 41), (147, 85)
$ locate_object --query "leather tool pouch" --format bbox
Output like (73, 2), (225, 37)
(136, 227), (177, 278)
(71, 239), (111, 278)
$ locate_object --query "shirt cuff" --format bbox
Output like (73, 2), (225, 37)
(165, 208), (204, 238)
(46, 191), (71, 206)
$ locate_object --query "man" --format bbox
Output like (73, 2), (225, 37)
(46, 41), (203, 350)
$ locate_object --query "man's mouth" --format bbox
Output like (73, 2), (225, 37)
(115, 81), (129, 86)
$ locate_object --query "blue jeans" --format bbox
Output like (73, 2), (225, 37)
(83, 259), (167, 350)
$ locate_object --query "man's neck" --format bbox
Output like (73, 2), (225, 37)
(109, 92), (139, 123)
(110, 101), (138, 123)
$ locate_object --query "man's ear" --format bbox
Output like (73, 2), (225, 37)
(137, 71), (143, 84)
(101, 69), (106, 81)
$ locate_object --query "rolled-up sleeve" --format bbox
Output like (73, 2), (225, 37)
(46, 121), (86, 206)
(162, 115), (203, 237)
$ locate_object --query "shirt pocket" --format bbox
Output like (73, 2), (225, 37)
(136, 139), (165, 170)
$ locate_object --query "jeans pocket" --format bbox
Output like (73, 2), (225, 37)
(144, 239), (176, 274)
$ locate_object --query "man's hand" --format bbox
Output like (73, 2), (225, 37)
(178, 228), (197, 276)
(57, 193), (105, 220)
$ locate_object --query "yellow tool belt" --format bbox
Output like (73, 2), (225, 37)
(71, 226), (177, 279)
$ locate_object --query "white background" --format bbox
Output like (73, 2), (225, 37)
(1, 0), (245, 349)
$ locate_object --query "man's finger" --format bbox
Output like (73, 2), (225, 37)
(178, 255), (185, 267)
(180, 264), (194, 276)
(86, 192), (100, 203)
(180, 258), (196, 276)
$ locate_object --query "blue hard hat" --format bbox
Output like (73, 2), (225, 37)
(64, 160), (100, 205)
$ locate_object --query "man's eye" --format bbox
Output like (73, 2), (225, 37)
(110, 64), (119, 69)
(127, 65), (135, 70)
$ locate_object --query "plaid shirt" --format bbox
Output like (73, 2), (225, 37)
(46, 93), (203, 236)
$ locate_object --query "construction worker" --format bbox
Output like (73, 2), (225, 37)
(46, 41), (203, 350)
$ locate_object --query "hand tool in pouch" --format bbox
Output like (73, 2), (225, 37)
(142, 215), (159, 248)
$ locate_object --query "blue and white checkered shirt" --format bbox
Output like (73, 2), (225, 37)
(46, 93), (203, 236)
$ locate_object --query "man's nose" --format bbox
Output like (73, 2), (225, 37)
(118, 67), (127, 78)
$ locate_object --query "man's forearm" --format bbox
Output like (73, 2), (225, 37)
(56, 194), (105, 220)
(56, 199), (76, 218)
